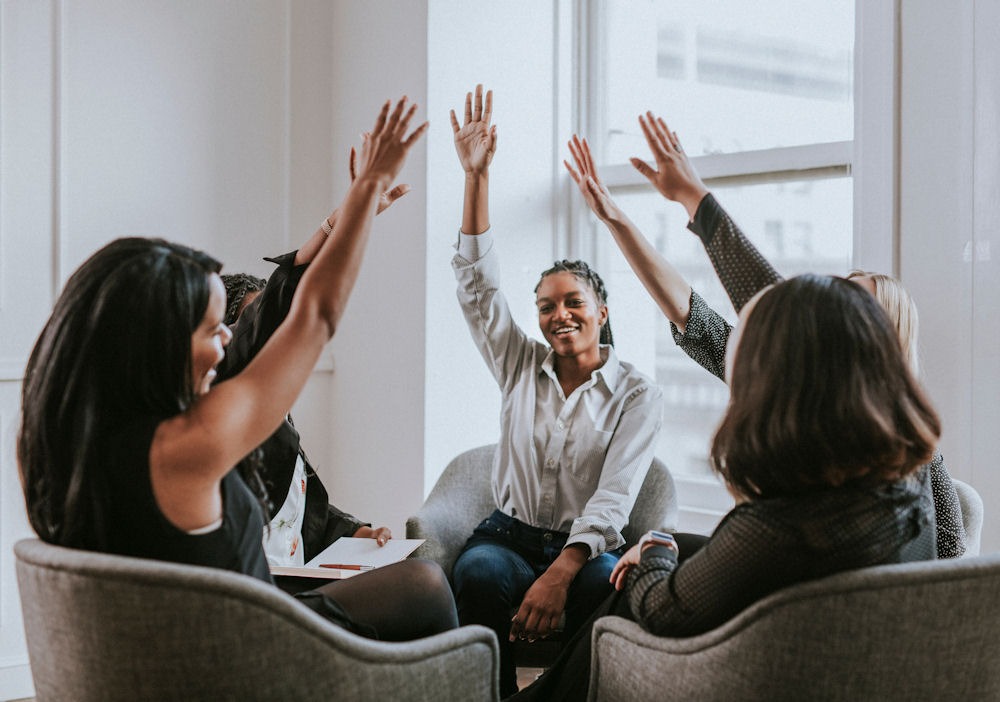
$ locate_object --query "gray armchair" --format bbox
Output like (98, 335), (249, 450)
(15, 538), (499, 702)
(406, 444), (677, 668)
(588, 553), (1000, 702)
(406, 444), (678, 578)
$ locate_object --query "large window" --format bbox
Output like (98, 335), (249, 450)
(579, 0), (857, 531)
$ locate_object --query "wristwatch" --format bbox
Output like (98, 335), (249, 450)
(638, 530), (677, 553)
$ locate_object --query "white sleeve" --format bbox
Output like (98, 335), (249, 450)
(452, 230), (535, 393)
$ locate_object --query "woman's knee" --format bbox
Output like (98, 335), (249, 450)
(404, 558), (451, 593)
(452, 546), (513, 593)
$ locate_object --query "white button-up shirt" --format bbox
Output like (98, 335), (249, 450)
(453, 230), (664, 557)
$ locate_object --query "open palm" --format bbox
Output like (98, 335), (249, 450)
(565, 134), (621, 223)
(450, 84), (497, 174)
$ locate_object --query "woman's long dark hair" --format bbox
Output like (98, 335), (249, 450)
(711, 274), (940, 500)
(535, 259), (613, 346)
(18, 238), (222, 548)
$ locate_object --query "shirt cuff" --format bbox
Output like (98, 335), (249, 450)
(455, 228), (493, 263)
(686, 193), (723, 245)
(670, 289), (710, 344)
(565, 532), (604, 559)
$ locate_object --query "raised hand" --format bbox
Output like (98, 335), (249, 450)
(350, 140), (411, 214)
(353, 97), (429, 189)
(564, 135), (623, 224)
(631, 112), (708, 219)
(450, 84), (497, 174)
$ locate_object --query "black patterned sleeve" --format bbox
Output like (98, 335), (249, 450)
(688, 193), (783, 312)
(624, 505), (799, 637)
(670, 290), (732, 382)
(927, 451), (967, 558)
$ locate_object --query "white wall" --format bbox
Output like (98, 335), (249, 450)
(899, 0), (1000, 551)
(321, 0), (430, 533)
(0, 1), (341, 696)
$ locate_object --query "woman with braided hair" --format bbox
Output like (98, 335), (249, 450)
(221, 272), (266, 326)
(219, 260), (391, 577)
(449, 85), (663, 697)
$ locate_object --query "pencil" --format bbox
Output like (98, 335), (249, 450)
(319, 563), (374, 571)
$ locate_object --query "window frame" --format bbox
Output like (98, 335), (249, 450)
(567, 0), (897, 532)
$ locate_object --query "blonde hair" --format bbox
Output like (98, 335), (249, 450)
(846, 270), (919, 375)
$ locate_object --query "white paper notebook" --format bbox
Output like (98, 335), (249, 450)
(269, 537), (425, 579)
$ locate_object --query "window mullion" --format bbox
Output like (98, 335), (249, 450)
(600, 140), (854, 189)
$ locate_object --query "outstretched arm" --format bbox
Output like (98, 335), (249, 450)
(153, 98), (428, 511)
(565, 135), (693, 332)
(631, 112), (709, 221)
(451, 84), (496, 235)
(295, 141), (413, 266)
(633, 111), (781, 313)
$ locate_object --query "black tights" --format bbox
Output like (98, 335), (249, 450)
(508, 532), (710, 701)
(296, 559), (458, 641)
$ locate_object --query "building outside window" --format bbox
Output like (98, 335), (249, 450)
(578, 0), (856, 530)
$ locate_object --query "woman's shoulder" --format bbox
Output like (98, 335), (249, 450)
(608, 353), (661, 400)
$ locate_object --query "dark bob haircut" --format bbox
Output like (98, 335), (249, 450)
(18, 237), (222, 548)
(711, 274), (940, 500)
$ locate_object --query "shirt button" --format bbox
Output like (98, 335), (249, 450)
(546, 458), (555, 468)
(556, 420), (565, 431)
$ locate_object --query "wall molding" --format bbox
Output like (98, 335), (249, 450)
(0, 353), (335, 384)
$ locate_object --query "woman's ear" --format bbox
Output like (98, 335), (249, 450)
(599, 304), (609, 327)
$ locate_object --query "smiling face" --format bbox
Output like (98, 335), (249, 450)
(535, 271), (608, 361)
(190, 273), (232, 395)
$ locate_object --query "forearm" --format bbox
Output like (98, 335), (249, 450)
(625, 547), (681, 634)
(604, 213), (692, 332)
(461, 171), (490, 235)
(688, 194), (782, 313)
(293, 176), (384, 335)
(542, 543), (589, 587)
(569, 384), (663, 555)
(294, 210), (337, 266)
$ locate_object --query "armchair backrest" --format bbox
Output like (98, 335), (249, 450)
(590, 553), (1000, 702)
(15, 538), (499, 702)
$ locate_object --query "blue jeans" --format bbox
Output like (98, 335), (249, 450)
(451, 510), (623, 697)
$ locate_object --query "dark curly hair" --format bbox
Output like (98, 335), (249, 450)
(535, 259), (613, 346)
(221, 272), (266, 325)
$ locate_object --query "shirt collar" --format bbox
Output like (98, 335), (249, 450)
(540, 345), (621, 392)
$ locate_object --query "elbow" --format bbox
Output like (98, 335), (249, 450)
(291, 296), (339, 342)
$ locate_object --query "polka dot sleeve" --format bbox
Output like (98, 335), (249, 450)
(928, 451), (967, 558)
(670, 290), (732, 382)
(687, 193), (783, 312)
